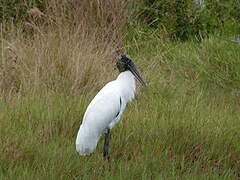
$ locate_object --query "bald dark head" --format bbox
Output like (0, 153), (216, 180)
(116, 54), (147, 87)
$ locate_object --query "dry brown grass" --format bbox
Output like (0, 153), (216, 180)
(0, 0), (129, 97)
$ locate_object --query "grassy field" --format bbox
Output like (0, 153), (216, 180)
(1, 1), (240, 179)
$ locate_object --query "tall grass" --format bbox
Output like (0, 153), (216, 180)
(1, 1), (240, 179)
(0, 0), (129, 96)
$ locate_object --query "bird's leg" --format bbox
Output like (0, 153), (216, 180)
(103, 128), (110, 160)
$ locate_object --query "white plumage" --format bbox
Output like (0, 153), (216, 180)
(76, 71), (136, 155)
(75, 54), (146, 158)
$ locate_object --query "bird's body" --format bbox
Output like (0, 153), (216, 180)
(76, 71), (136, 155)
(75, 54), (146, 158)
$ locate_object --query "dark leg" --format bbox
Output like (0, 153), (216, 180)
(103, 128), (110, 160)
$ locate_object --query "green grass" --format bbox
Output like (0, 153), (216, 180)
(1, 34), (240, 179)
(1, 1), (240, 178)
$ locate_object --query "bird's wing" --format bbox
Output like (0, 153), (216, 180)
(76, 81), (126, 155)
(82, 81), (122, 134)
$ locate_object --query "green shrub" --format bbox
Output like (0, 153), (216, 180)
(131, 0), (240, 40)
(0, 0), (44, 21)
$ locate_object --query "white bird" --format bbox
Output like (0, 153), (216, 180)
(76, 54), (146, 159)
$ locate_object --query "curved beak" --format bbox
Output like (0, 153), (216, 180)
(128, 62), (147, 88)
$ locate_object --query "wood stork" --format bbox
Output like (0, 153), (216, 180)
(76, 54), (146, 159)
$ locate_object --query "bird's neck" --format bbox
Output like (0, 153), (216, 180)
(117, 71), (136, 102)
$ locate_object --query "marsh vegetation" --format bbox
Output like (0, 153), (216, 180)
(0, 0), (240, 179)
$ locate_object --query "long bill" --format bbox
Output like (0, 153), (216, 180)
(128, 63), (147, 88)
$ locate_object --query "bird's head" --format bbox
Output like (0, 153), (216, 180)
(117, 54), (147, 87)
